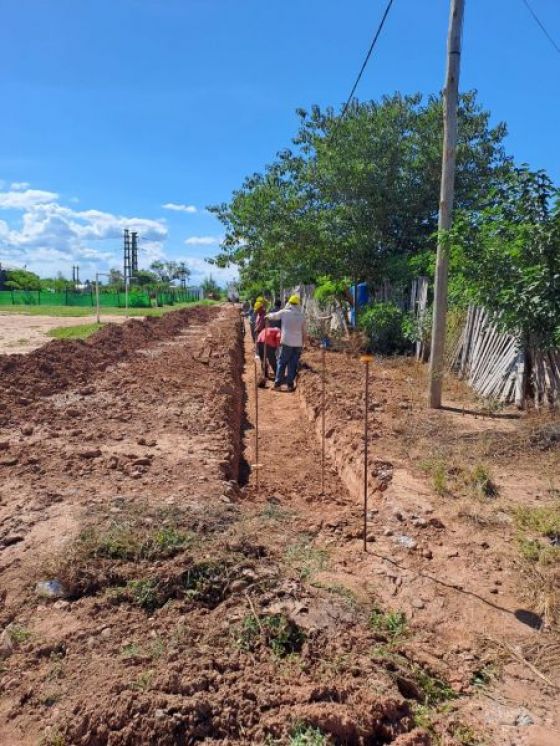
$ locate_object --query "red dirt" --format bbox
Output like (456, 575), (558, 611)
(0, 311), (558, 745)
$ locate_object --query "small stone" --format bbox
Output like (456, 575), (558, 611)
(383, 528), (394, 537)
(155, 709), (167, 720)
(422, 548), (433, 559)
(21, 425), (34, 436)
(0, 457), (18, 467)
(132, 457), (151, 467)
(53, 600), (70, 610)
(393, 510), (404, 522)
(86, 637), (96, 650)
(428, 517), (445, 529)
(79, 448), (102, 459)
(101, 627), (112, 638)
(366, 534), (376, 543)
(219, 495), (232, 504)
(66, 407), (80, 418)
(411, 599), (425, 609)
(395, 535), (417, 550)
(489, 588), (499, 594)
(35, 580), (66, 599)
(413, 518), (428, 528)
(515, 712), (534, 727)
(481, 541), (490, 549)
(0, 630), (14, 659)
(447, 550), (459, 558)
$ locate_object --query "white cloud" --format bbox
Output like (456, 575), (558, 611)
(184, 235), (222, 246)
(0, 183), (168, 277)
(162, 202), (197, 214)
(186, 256), (237, 286)
(10, 182), (30, 191)
(0, 188), (59, 210)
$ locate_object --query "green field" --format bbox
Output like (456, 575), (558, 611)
(0, 300), (215, 318)
(47, 323), (105, 340)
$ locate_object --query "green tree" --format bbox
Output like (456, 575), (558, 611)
(5, 269), (42, 290)
(201, 275), (221, 299)
(209, 91), (510, 291)
(450, 167), (560, 348)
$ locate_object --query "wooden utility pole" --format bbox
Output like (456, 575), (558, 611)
(427, 0), (465, 409)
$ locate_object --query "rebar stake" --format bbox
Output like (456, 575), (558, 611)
(320, 340), (327, 495)
(360, 354), (374, 551)
(253, 355), (260, 493)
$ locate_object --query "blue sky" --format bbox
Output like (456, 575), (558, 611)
(1, 0), (559, 284)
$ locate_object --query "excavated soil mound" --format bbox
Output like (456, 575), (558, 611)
(0, 305), (215, 425)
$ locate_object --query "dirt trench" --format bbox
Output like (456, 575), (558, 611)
(0, 309), (558, 745)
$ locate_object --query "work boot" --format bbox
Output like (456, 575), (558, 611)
(286, 383), (295, 392)
(273, 383), (281, 391)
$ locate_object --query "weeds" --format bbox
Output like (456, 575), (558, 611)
(369, 608), (407, 638)
(467, 464), (498, 499)
(261, 502), (291, 521)
(285, 538), (328, 581)
(131, 669), (154, 691)
(7, 625), (32, 645)
(40, 730), (66, 746)
(311, 580), (357, 605)
(126, 579), (159, 611)
(121, 643), (141, 658)
(90, 523), (192, 562)
(288, 723), (329, 745)
(237, 613), (305, 657)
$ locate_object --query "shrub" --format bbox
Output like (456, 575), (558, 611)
(358, 302), (408, 354)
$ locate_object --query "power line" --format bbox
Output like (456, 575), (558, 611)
(522, 0), (560, 56)
(341, 0), (396, 117)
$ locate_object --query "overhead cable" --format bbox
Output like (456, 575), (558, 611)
(522, 0), (560, 56)
(341, 0), (396, 117)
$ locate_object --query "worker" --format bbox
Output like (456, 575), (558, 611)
(253, 300), (267, 339)
(256, 325), (281, 379)
(268, 299), (282, 329)
(267, 294), (306, 392)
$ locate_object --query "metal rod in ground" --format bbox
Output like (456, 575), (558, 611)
(253, 355), (260, 493)
(360, 355), (374, 551)
(320, 341), (326, 495)
(263, 317), (268, 387)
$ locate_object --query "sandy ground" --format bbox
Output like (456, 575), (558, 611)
(0, 314), (133, 354)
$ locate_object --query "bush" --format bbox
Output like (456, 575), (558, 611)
(358, 302), (408, 354)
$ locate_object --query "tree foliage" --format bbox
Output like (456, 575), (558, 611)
(450, 167), (560, 348)
(5, 269), (42, 290)
(209, 91), (510, 293)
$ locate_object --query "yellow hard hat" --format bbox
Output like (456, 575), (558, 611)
(254, 301), (263, 311)
(288, 294), (300, 305)
(256, 296), (265, 303)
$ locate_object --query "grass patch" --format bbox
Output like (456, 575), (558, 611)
(420, 458), (449, 496)
(513, 504), (560, 538)
(7, 625), (32, 645)
(289, 724), (329, 745)
(131, 669), (155, 691)
(47, 323), (103, 340)
(237, 613), (305, 657)
(369, 608), (407, 638)
(0, 300), (212, 318)
(466, 464), (498, 499)
(311, 580), (357, 605)
(285, 538), (328, 581)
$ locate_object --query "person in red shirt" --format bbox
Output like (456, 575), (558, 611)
(257, 326), (281, 379)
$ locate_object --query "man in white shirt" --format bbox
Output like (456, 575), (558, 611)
(267, 294), (306, 392)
